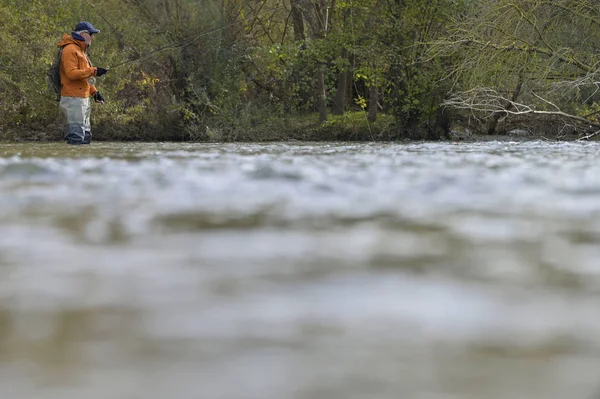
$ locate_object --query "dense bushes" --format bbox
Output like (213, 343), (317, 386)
(2, 0), (600, 141)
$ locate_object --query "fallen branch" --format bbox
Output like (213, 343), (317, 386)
(577, 129), (600, 141)
(444, 87), (600, 129)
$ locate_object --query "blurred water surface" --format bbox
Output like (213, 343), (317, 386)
(0, 141), (599, 399)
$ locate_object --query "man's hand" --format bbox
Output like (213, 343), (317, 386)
(93, 92), (106, 104)
(96, 67), (108, 77)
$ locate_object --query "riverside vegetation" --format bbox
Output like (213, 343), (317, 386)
(2, 0), (600, 142)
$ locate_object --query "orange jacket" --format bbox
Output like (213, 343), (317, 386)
(57, 34), (99, 98)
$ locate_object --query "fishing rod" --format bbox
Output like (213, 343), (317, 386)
(107, 29), (218, 70)
(85, 1), (291, 70)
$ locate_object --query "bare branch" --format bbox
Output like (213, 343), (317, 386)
(578, 129), (600, 141)
(444, 87), (600, 130)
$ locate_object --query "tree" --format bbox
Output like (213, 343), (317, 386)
(437, 0), (600, 137)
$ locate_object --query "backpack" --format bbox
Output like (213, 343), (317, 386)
(47, 47), (64, 102)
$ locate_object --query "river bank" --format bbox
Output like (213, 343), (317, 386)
(0, 112), (592, 143)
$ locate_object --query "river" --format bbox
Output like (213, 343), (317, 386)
(0, 141), (599, 399)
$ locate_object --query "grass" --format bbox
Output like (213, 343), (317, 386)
(1, 111), (399, 142)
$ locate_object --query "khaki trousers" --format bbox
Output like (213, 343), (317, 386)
(60, 96), (91, 144)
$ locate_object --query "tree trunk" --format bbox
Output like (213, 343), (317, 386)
(290, 0), (305, 41)
(368, 84), (378, 122)
(315, 0), (328, 124)
(314, 0), (327, 34)
(332, 6), (349, 116)
(486, 78), (523, 134)
(222, 0), (241, 45)
(317, 65), (327, 123)
(300, 0), (331, 123)
(365, 0), (381, 123)
(332, 50), (348, 115)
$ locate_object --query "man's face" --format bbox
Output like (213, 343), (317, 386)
(81, 32), (94, 45)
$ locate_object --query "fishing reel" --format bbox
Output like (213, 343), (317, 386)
(88, 77), (97, 85)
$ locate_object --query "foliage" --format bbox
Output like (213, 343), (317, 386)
(2, 0), (596, 141)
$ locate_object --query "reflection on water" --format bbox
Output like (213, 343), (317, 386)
(1, 141), (599, 399)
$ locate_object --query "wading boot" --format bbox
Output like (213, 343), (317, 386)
(65, 134), (84, 145)
(64, 125), (85, 145)
(83, 131), (92, 144)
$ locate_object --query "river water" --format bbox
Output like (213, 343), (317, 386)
(0, 141), (599, 399)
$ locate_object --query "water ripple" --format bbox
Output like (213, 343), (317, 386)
(1, 141), (599, 399)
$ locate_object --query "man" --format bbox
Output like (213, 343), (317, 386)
(57, 21), (108, 145)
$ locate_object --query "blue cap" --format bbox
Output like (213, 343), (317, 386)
(74, 21), (100, 34)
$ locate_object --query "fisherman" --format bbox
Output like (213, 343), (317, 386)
(56, 21), (108, 145)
